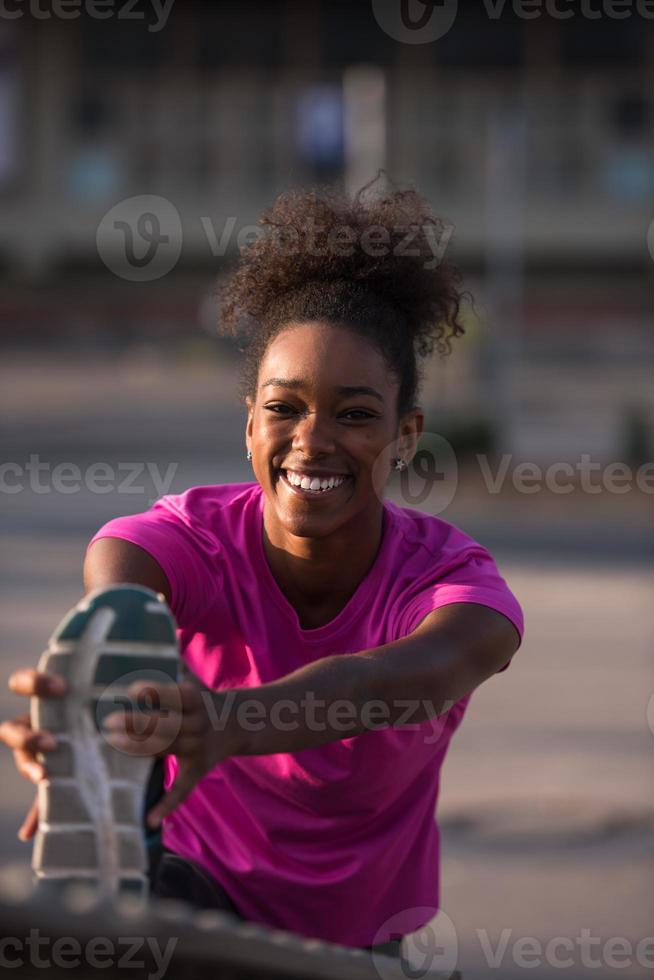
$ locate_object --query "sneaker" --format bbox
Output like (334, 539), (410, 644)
(30, 584), (180, 904)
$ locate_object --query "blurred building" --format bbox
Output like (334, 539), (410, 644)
(0, 2), (652, 461)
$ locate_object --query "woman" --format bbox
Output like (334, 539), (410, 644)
(2, 181), (523, 964)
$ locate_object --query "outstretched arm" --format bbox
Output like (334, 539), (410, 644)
(108, 602), (520, 825)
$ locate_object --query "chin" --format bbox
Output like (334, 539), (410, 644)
(276, 507), (343, 539)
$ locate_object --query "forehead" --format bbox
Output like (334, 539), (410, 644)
(259, 322), (396, 391)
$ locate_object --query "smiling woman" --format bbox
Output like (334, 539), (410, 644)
(2, 178), (523, 973)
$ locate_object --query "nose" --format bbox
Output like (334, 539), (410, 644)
(291, 411), (336, 458)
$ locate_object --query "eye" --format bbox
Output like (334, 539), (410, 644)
(264, 404), (295, 416)
(340, 410), (376, 421)
(263, 405), (377, 421)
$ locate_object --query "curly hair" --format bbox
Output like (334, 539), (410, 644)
(218, 174), (467, 419)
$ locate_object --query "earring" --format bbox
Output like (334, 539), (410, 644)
(246, 450), (252, 461)
(393, 457), (407, 471)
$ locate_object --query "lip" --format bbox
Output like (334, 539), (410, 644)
(278, 469), (352, 499)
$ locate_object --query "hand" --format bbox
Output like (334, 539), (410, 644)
(0, 669), (66, 840)
(102, 676), (232, 829)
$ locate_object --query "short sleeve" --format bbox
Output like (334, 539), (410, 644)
(86, 500), (224, 628)
(399, 547), (524, 673)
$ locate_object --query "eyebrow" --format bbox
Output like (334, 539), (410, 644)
(260, 378), (385, 403)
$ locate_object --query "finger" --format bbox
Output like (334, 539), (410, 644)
(103, 707), (206, 737)
(0, 714), (30, 749)
(146, 767), (199, 828)
(0, 716), (57, 754)
(103, 721), (206, 757)
(102, 728), (178, 757)
(14, 749), (46, 783)
(18, 798), (39, 842)
(9, 669), (66, 699)
(126, 680), (198, 713)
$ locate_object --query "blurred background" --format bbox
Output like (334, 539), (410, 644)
(1, 3), (653, 978)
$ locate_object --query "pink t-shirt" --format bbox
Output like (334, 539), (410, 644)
(88, 481), (524, 946)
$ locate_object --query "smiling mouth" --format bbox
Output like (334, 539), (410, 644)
(279, 470), (353, 497)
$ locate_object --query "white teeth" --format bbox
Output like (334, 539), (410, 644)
(284, 470), (347, 492)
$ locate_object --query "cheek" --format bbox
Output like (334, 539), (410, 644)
(253, 417), (281, 444)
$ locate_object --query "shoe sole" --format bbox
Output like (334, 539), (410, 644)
(30, 584), (180, 903)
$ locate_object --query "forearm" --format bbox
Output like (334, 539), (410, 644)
(210, 635), (477, 758)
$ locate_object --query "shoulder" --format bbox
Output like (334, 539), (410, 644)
(87, 479), (262, 584)
(87, 483), (263, 627)
(151, 481), (262, 531)
(382, 499), (524, 649)
(383, 497), (492, 569)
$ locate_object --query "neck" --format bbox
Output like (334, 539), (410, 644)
(261, 504), (385, 611)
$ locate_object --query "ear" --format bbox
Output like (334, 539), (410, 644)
(397, 408), (424, 462)
(245, 396), (255, 452)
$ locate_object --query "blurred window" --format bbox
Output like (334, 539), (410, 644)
(295, 84), (345, 177)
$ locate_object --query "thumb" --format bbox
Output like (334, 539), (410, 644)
(146, 763), (200, 829)
(18, 797), (39, 841)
